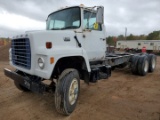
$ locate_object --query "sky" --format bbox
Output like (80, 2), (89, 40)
(0, 0), (160, 38)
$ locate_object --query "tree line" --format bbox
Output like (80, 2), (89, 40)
(107, 30), (160, 46)
(0, 37), (11, 46)
(0, 37), (10, 41)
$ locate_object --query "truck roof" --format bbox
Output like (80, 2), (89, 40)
(48, 5), (97, 17)
(57, 4), (95, 10)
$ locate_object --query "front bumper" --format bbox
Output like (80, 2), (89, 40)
(4, 68), (46, 93)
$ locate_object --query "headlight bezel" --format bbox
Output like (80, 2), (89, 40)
(38, 57), (45, 69)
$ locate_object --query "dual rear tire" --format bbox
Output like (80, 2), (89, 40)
(137, 55), (149, 76)
(148, 54), (156, 72)
(131, 54), (156, 76)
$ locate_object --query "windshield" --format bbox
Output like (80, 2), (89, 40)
(46, 7), (81, 30)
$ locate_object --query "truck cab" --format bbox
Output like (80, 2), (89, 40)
(46, 6), (106, 61)
(4, 5), (111, 115)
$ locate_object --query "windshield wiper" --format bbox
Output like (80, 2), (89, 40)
(61, 26), (79, 30)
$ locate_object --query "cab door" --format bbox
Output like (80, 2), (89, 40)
(81, 10), (106, 61)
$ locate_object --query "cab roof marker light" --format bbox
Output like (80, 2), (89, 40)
(80, 4), (85, 7)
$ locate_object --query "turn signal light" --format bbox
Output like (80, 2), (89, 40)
(46, 42), (52, 49)
(50, 57), (54, 64)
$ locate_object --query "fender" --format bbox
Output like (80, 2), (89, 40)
(33, 46), (91, 79)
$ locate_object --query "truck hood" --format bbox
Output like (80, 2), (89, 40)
(10, 30), (85, 79)
(27, 30), (76, 46)
(25, 30), (80, 53)
(12, 30), (80, 55)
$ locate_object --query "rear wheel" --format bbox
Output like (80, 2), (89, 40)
(130, 55), (139, 74)
(148, 54), (156, 72)
(137, 55), (149, 76)
(55, 69), (80, 115)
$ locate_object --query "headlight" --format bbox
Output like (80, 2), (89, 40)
(38, 57), (45, 69)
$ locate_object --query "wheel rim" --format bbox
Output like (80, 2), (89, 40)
(69, 78), (79, 105)
(152, 58), (156, 69)
(144, 60), (149, 72)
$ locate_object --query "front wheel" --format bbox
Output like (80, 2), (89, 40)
(14, 81), (30, 92)
(55, 69), (80, 115)
(14, 70), (30, 92)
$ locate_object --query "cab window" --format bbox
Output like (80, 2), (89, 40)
(83, 10), (102, 31)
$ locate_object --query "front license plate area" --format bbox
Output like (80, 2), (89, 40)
(22, 79), (46, 93)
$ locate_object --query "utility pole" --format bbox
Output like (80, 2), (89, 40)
(125, 27), (127, 40)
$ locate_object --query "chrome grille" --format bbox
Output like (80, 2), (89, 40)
(11, 38), (31, 69)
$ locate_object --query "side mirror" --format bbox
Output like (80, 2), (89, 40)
(96, 6), (104, 24)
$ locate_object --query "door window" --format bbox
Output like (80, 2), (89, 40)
(83, 10), (102, 31)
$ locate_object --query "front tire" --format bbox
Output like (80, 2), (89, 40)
(14, 70), (30, 92)
(55, 69), (80, 115)
(14, 81), (30, 92)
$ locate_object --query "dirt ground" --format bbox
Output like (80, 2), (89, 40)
(0, 46), (160, 120)
(0, 44), (10, 61)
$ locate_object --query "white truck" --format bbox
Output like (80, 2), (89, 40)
(4, 5), (156, 115)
